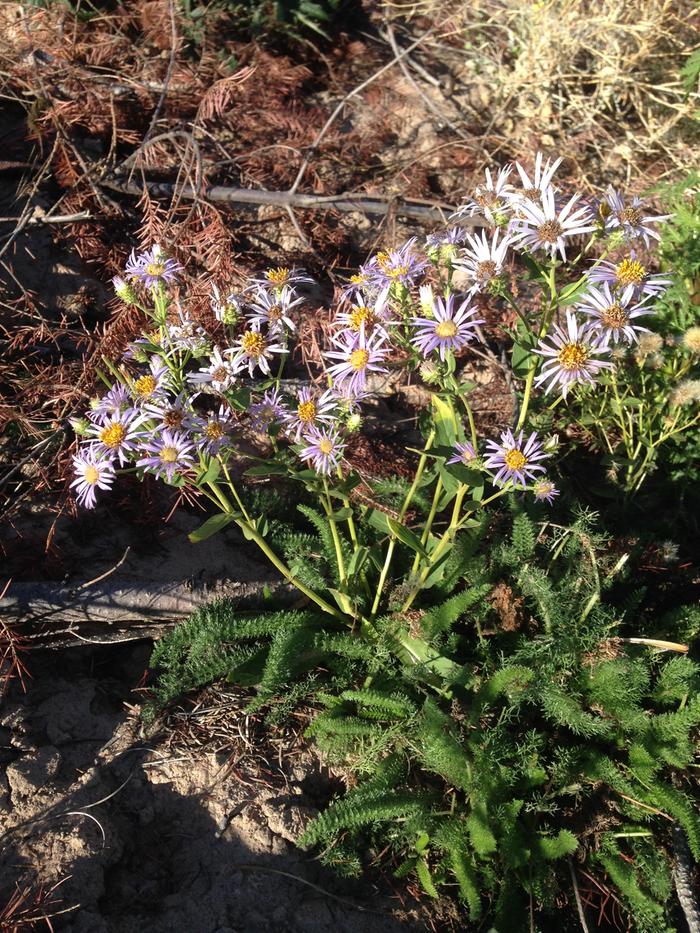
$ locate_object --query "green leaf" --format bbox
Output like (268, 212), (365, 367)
(188, 512), (236, 543)
(328, 588), (354, 615)
(416, 858), (438, 898)
(387, 517), (429, 558)
(346, 546), (369, 577)
(197, 458), (220, 485)
(559, 275), (589, 307)
(432, 394), (461, 448)
(245, 462), (289, 476)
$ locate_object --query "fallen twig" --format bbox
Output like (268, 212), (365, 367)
(100, 173), (476, 224)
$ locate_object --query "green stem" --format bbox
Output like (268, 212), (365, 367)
(370, 429), (435, 617)
(411, 476), (443, 576)
(336, 465), (358, 550)
(516, 261), (558, 431)
(203, 481), (344, 620)
(401, 484), (469, 613)
(322, 477), (346, 586)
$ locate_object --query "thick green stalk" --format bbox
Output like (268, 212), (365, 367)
(516, 261), (558, 431)
(322, 477), (346, 586)
(410, 476), (443, 576)
(204, 481), (344, 620)
(370, 429), (435, 617)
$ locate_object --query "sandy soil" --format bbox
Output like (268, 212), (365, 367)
(0, 642), (443, 932)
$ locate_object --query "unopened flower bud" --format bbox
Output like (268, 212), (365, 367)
(419, 361), (441, 385)
(69, 416), (91, 436)
(113, 275), (138, 305)
(543, 433), (560, 453)
(346, 413), (362, 433)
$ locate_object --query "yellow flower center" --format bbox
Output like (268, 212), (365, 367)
(100, 423), (126, 448)
(557, 342), (588, 370)
(297, 400), (317, 423)
(616, 258), (645, 286)
(84, 465), (100, 485)
(242, 332), (265, 357)
(349, 348), (370, 371)
(537, 220), (563, 244)
(376, 251), (409, 278)
(266, 267), (290, 286)
(146, 261), (166, 276)
(350, 273), (367, 286)
(461, 449), (475, 464)
(601, 303), (628, 330)
(319, 438), (333, 455)
(134, 375), (157, 398)
(435, 320), (458, 338)
(620, 206), (642, 226)
(349, 306), (376, 331)
(160, 446), (179, 463)
(504, 449), (527, 470)
(206, 421), (225, 440)
(268, 305), (283, 320)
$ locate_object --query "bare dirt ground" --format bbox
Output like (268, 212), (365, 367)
(1, 643), (450, 932)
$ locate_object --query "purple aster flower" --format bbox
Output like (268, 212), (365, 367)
(455, 228), (512, 293)
(411, 294), (484, 361)
(166, 307), (208, 353)
(601, 187), (671, 246)
(533, 478), (559, 504)
(447, 442), (478, 466)
(299, 426), (346, 476)
(125, 244), (182, 288)
(331, 380), (370, 412)
(334, 291), (393, 340)
(249, 388), (286, 431)
(130, 359), (172, 404)
(363, 238), (429, 289)
(283, 386), (337, 442)
(577, 283), (653, 346)
(189, 347), (237, 393)
(71, 448), (116, 509)
(137, 429), (195, 482)
(534, 311), (613, 397)
(88, 383), (131, 424)
(143, 392), (195, 432)
(452, 165), (514, 225)
(228, 322), (288, 378)
(507, 152), (563, 205)
(253, 266), (313, 291)
(509, 187), (595, 261)
(325, 326), (389, 396)
(425, 226), (467, 250)
(587, 254), (671, 300)
(88, 409), (143, 466)
(483, 429), (549, 489)
(193, 404), (234, 455)
(246, 285), (303, 334)
(341, 268), (379, 300)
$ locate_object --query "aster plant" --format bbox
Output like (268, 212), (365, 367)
(65, 165), (700, 929)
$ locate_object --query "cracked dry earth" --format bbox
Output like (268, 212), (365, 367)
(0, 644), (434, 933)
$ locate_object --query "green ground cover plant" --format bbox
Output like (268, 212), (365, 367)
(67, 155), (699, 929)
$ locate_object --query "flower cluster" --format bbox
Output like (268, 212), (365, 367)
(71, 162), (678, 512)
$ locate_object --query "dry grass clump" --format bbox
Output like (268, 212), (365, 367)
(383, 0), (700, 188)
